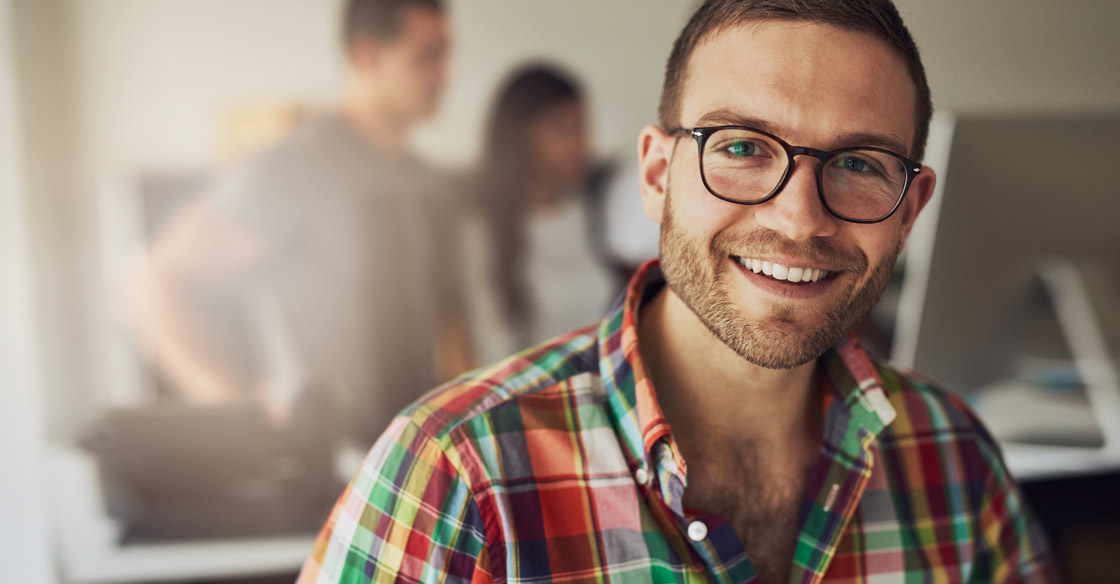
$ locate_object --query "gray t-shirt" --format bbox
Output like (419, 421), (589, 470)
(211, 115), (460, 443)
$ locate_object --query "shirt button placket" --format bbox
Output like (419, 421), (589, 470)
(655, 442), (681, 509)
(634, 467), (650, 487)
(687, 519), (708, 542)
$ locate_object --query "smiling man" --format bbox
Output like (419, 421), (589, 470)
(299, 1), (1057, 582)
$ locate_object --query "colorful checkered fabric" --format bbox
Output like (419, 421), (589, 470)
(299, 261), (1058, 583)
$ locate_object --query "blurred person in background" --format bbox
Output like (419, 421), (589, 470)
(465, 64), (620, 364)
(129, 0), (468, 448)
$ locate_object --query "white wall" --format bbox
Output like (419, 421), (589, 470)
(70, 0), (345, 175)
(1, 0), (56, 580)
(14, 1), (1120, 438)
(68, 0), (695, 174)
(14, 0), (93, 442)
(898, 0), (1120, 114)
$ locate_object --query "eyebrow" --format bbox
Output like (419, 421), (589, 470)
(692, 108), (912, 158)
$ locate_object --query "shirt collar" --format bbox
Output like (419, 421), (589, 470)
(597, 259), (898, 470)
(597, 260), (666, 471)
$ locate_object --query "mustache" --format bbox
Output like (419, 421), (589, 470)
(713, 229), (867, 272)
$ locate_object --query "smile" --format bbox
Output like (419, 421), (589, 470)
(734, 256), (830, 283)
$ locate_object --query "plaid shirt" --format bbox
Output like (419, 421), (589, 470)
(299, 261), (1057, 583)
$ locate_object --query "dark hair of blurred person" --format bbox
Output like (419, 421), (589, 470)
(474, 65), (594, 338)
(343, 0), (443, 44)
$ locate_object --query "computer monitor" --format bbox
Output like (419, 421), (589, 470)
(891, 113), (1120, 479)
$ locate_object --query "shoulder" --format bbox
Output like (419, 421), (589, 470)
(874, 361), (1008, 469)
(876, 364), (984, 435)
(868, 366), (1059, 579)
(233, 116), (381, 183)
(397, 324), (604, 443)
(242, 117), (334, 170)
(210, 121), (326, 205)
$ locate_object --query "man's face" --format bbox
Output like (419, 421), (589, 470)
(352, 7), (450, 121)
(639, 21), (935, 369)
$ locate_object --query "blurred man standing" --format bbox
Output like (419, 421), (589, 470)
(131, 0), (466, 446)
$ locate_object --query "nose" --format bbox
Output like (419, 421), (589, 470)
(751, 156), (838, 241)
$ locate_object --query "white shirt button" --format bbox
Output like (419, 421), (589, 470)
(687, 520), (708, 542)
(634, 467), (649, 486)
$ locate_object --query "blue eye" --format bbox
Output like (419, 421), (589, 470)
(726, 140), (759, 157)
(837, 155), (874, 173)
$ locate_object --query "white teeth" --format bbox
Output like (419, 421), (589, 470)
(737, 257), (830, 283)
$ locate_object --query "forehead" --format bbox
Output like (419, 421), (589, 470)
(397, 7), (449, 44)
(679, 21), (916, 153)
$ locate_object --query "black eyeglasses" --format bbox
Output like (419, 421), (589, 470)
(671, 125), (923, 224)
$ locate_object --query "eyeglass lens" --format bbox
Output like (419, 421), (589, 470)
(701, 128), (907, 221)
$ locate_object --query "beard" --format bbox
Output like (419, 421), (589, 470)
(658, 189), (900, 370)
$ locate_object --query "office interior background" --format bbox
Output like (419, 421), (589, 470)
(2, 0), (1119, 582)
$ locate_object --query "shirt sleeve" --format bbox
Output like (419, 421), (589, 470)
(298, 416), (491, 583)
(968, 431), (1062, 582)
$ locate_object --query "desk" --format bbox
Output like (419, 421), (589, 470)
(970, 379), (1120, 481)
(48, 446), (316, 584)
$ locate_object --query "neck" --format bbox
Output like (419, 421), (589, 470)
(637, 287), (822, 451)
(339, 89), (410, 155)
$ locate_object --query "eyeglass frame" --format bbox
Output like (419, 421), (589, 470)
(669, 125), (924, 224)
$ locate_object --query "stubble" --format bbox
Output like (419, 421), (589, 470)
(658, 189), (900, 369)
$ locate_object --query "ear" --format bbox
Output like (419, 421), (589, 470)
(637, 124), (674, 224)
(897, 165), (936, 250)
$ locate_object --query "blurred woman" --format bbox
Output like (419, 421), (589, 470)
(466, 64), (620, 364)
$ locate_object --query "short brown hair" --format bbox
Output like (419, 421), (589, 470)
(342, 0), (443, 46)
(659, 0), (932, 161)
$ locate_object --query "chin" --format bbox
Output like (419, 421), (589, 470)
(713, 308), (849, 370)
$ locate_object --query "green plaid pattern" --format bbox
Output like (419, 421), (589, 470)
(299, 260), (1058, 583)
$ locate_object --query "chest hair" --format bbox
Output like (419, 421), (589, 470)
(682, 446), (809, 584)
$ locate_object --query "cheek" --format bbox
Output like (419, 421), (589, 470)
(538, 134), (587, 177)
(859, 220), (905, 264)
(669, 168), (752, 247)
(662, 188), (727, 269)
(669, 160), (714, 216)
(545, 138), (578, 165)
(389, 57), (432, 96)
(846, 228), (903, 293)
